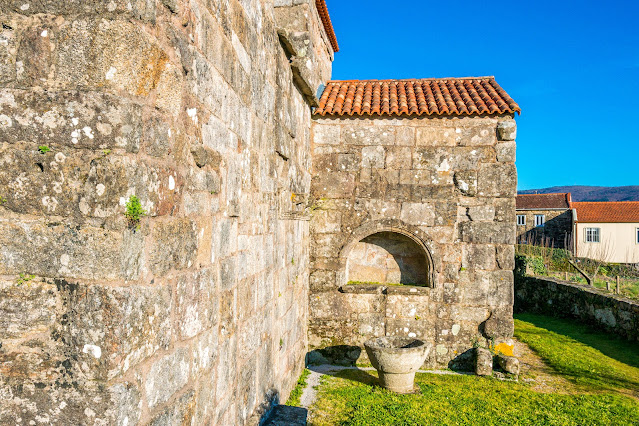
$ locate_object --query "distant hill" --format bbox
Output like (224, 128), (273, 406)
(518, 186), (639, 202)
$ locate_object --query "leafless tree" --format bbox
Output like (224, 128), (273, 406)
(567, 238), (614, 286)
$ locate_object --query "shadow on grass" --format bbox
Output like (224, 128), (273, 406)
(515, 312), (639, 392)
(516, 312), (639, 368)
(307, 364), (380, 387)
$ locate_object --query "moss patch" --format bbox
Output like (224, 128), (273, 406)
(346, 281), (417, 287)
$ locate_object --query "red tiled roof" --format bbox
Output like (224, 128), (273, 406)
(516, 193), (572, 210)
(315, 77), (520, 117)
(316, 0), (339, 52)
(573, 202), (639, 223)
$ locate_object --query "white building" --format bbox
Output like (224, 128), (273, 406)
(573, 201), (639, 263)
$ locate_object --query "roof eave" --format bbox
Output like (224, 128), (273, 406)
(316, 0), (339, 52)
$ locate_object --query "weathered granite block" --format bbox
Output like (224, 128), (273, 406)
(463, 244), (497, 271)
(459, 222), (515, 245)
(3, 0), (157, 19)
(145, 348), (191, 408)
(400, 202), (436, 226)
(416, 126), (457, 146)
(149, 219), (198, 275)
(496, 354), (520, 375)
(497, 121), (517, 141)
(453, 170), (477, 196)
(361, 145), (386, 168)
(458, 125), (497, 146)
(477, 163), (517, 197)
(176, 268), (218, 339)
(0, 280), (57, 339)
(496, 141), (516, 162)
(0, 90), (143, 151)
(63, 281), (173, 380)
(343, 125), (396, 145)
(313, 123), (341, 145)
(467, 205), (496, 222)
(0, 220), (145, 280)
(475, 347), (493, 376)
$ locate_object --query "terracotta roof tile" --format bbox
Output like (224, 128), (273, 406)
(516, 193), (572, 210)
(573, 202), (639, 223)
(316, 77), (520, 117)
(316, 0), (339, 52)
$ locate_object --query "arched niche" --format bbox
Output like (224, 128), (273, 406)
(347, 232), (430, 286)
(338, 221), (437, 288)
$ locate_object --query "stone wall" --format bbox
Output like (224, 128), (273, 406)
(516, 209), (573, 249)
(308, 115), (518, 369)
(0, 0), (332, 424)
(515, 276), (639, 341)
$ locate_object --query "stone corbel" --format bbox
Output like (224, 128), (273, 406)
(277, 28), (321, 107)
(497, 121), (517, 141)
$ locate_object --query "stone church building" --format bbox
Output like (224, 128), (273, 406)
(0, 0), (518, 424)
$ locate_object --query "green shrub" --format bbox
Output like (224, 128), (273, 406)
(530, 256), (547, 275)
(516, 255), (547, 276)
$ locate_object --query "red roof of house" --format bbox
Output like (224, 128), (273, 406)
(516, 193), (572, 210)
(316, 0), (339, 52)
(315, 77), (520, 117)
(572, 201), (639, 223)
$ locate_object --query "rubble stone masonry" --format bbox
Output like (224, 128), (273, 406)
(516, 209), (573, 249)
(0, 0), (333, 424)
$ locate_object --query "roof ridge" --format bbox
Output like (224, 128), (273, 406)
(327, 76), (496, 83)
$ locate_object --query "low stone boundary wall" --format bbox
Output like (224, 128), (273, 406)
(515, 276), (639, 341)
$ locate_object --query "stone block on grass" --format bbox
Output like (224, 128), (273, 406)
(475, 347), (493, 376)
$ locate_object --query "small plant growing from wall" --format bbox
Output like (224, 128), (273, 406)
(471, 337), (481, 349)
(124, 195), (147, 230)
(16, 273), (35, 286)
(306, 196), (327, 213)
(0, 196), (6, 205)
(38, 145), (50, 154)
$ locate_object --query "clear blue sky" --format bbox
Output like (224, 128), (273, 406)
(326, 0), (639, 190)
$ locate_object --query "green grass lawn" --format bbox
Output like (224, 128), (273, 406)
(303, 314), (639, 425)
(514, 313), (639, 392)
